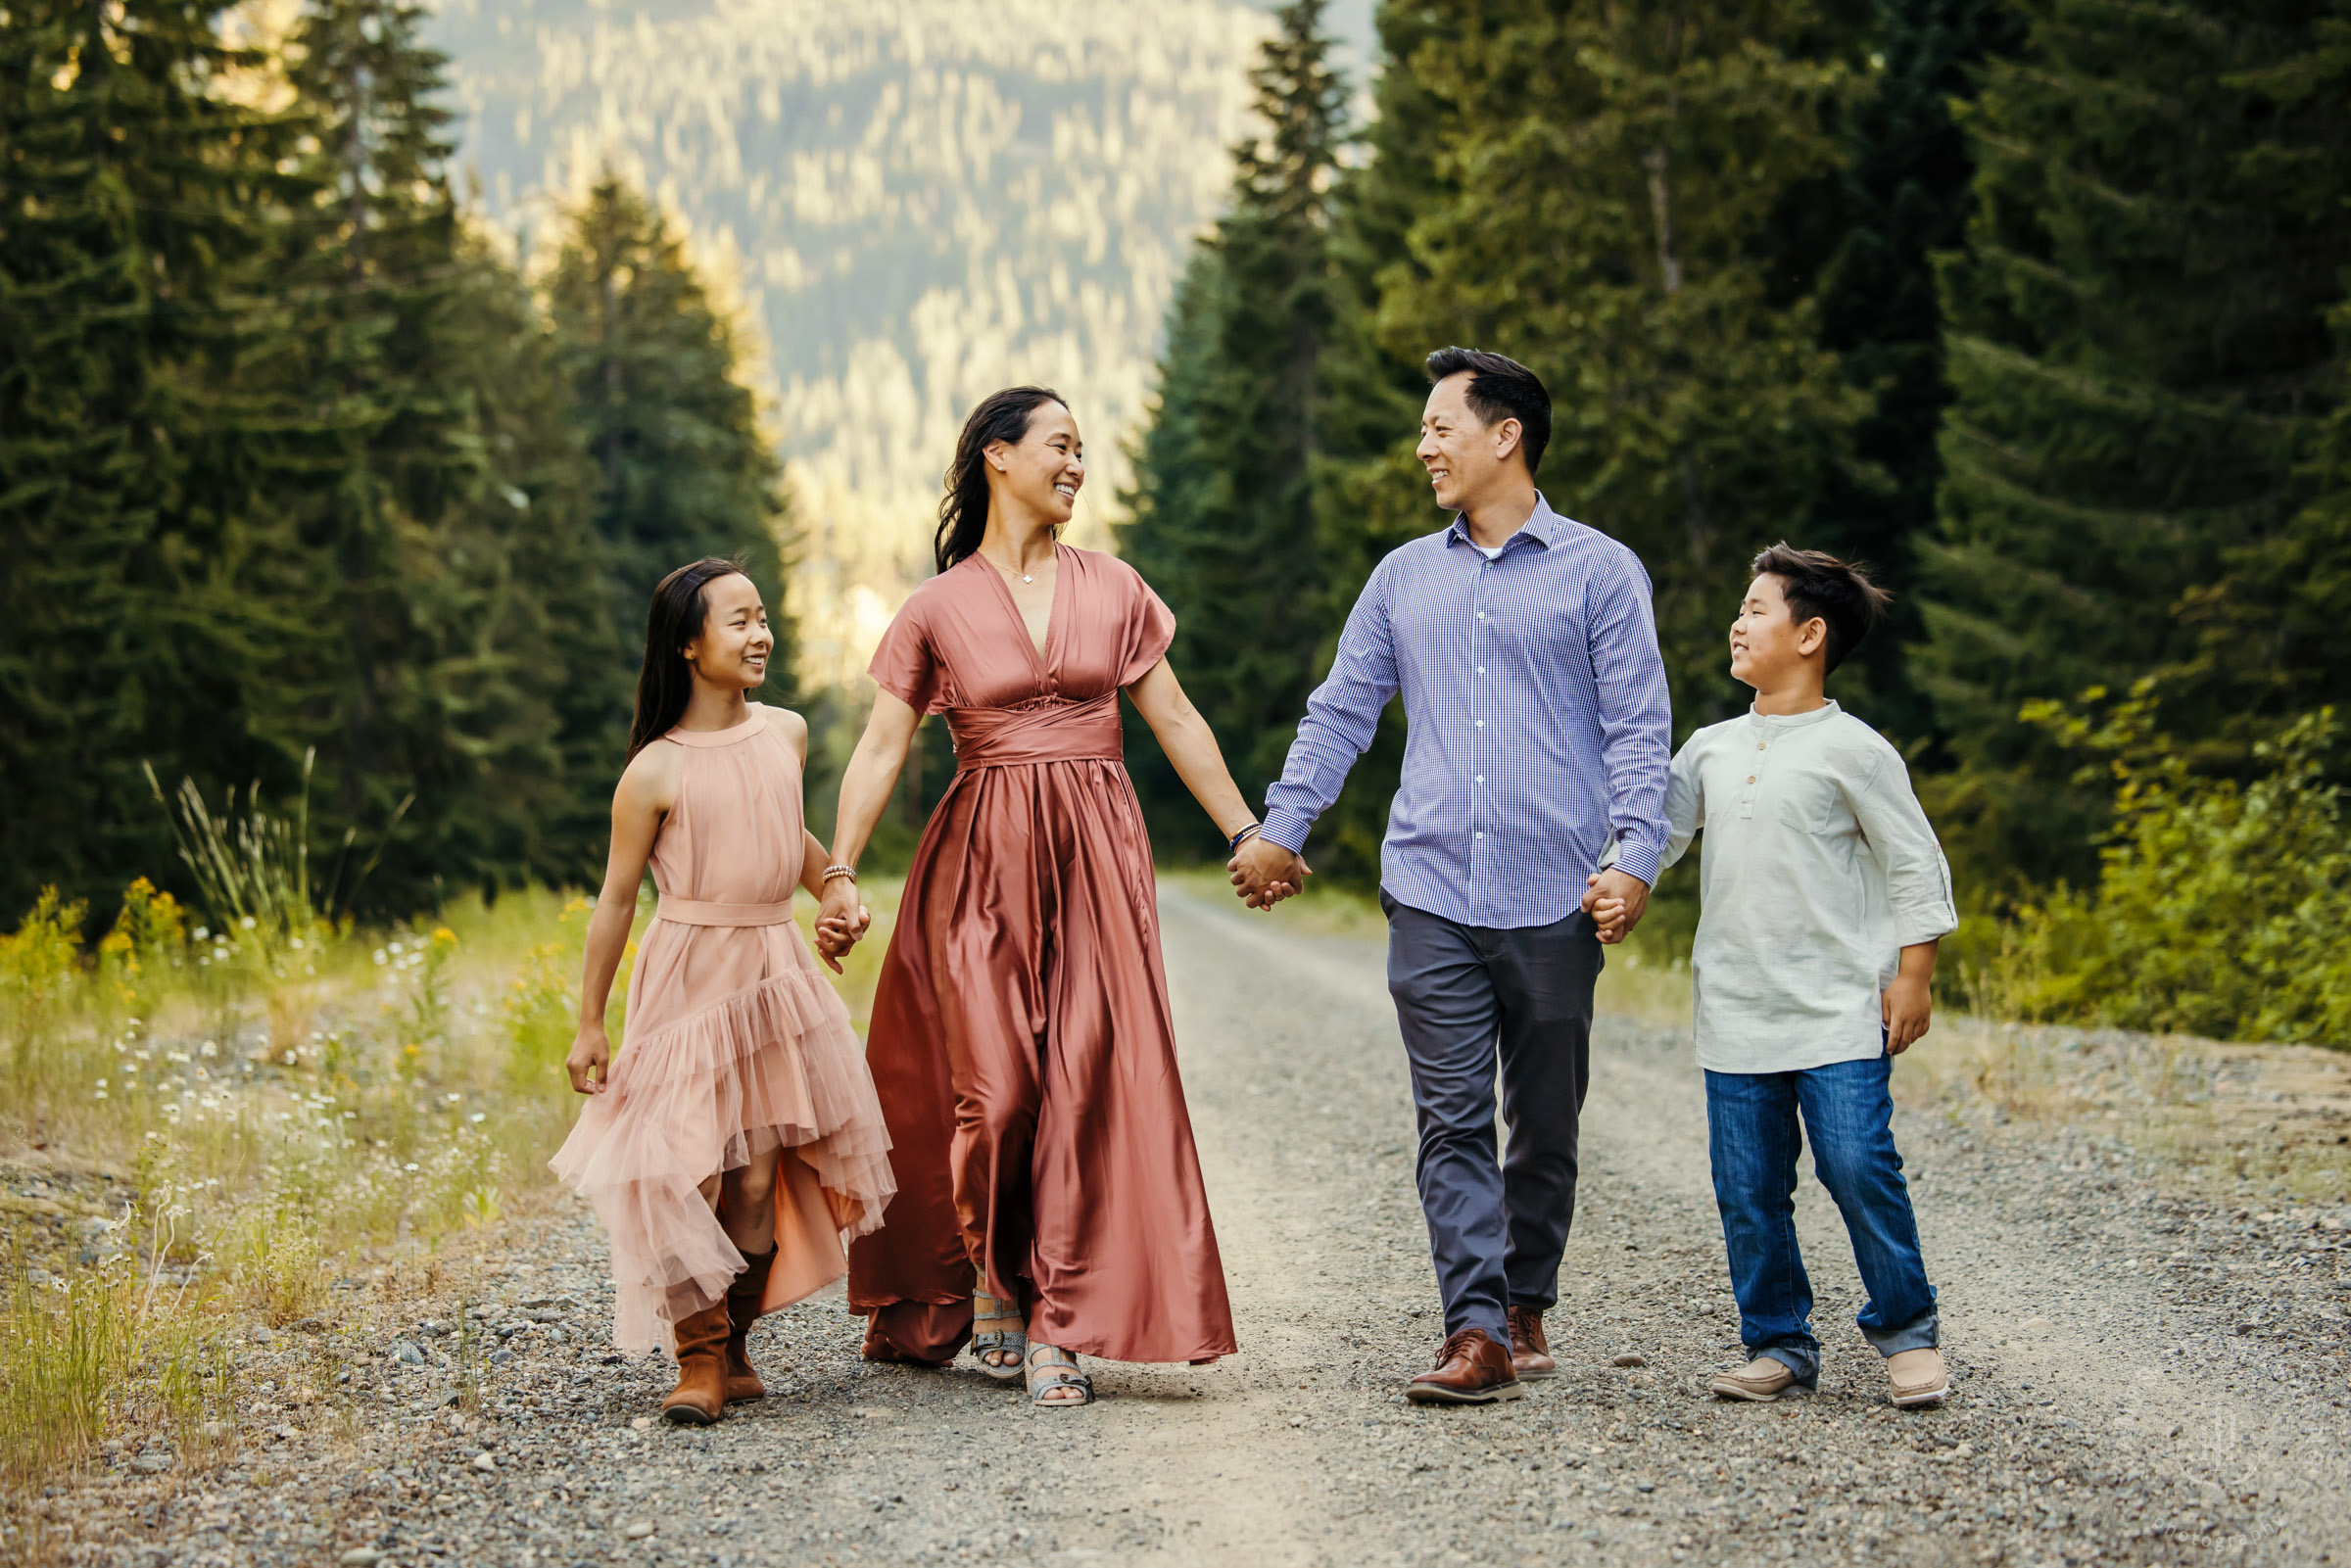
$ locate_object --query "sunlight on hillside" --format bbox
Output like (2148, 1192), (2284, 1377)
(428, 0), (1273, 682)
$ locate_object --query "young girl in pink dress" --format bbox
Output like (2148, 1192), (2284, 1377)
(552, 557), (894, 1424)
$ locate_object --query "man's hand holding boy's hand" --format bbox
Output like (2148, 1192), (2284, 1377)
(1882, 939), (1939, 1053)
(1580, 869), (1649, 944)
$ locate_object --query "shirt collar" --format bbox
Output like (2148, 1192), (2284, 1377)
(1745, 699), (1844, 731)
(1447, 492), (1562, 554)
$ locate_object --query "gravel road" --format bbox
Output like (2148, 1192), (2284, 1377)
(34, 886), (2351, 1567)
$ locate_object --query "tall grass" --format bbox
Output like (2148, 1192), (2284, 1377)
(0, 778), (605, 1498)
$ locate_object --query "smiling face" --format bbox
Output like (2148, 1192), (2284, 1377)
(987, 399), (1084, 525)
(682, 572), (773, 691)
(1417, 372), (1523, 513)
(1728, 573), (1827, 689)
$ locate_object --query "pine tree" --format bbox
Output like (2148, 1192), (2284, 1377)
(1119, 0), (1348, 850)
(0, 0), (311, 917)
(1914, 0), (2351, 892)
(1291, 0), (1463, 884)
(545, 178), (797, 697)
(1811, 0), (2023, 736)
(1328, 0), (1874, 731)
(2176, 15), (2351, 741)
(253, 0), (621, 910)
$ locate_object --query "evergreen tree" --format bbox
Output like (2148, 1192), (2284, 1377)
(545, 178), (797, 698)
(0, 0), (311, 917)
(255, 0), (620, 910)
(1812, 0), (2023, 737)
(1328, 0), (1874, 732)
(1295, 0), (1464, 884)
(1119, 0), (1347, 851)
(1914, 0), (2351, 892)
(2178, 15), (2351, 739)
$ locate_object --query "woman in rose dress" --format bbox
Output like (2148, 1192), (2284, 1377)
(819, 386), (1278, 1406)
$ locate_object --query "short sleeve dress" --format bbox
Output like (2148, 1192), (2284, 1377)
(846, 546), (1237, 1365)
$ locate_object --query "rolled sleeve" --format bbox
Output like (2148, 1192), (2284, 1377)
(1849, 753), (1958, 946)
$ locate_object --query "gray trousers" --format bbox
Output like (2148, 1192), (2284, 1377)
(1383, 891), (1601, 1342)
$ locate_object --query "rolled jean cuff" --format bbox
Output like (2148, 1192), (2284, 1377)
(1862, 1306), (1939, 1358)
(1758, 1345), (1819, 1387)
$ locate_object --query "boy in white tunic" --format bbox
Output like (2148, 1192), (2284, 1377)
(1590, 544), (1956, 1406)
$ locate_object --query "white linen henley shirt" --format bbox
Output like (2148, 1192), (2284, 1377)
(1660, 701), (1958, 1073)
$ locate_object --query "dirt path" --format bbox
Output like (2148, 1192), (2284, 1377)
(35, 887), (2351, 1567)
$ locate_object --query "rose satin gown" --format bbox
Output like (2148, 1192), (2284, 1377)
(552, 707), (895, 1355)
(847, 546), (1237, 1365)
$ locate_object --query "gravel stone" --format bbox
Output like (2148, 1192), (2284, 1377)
(25, 889), (2350, 1567)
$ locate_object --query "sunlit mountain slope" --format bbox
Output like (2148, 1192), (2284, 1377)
(424, 0), (1271, 681)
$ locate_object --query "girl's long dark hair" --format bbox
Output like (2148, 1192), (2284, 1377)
(935, 385), (1067, 574)
(626, 555), (751, 763)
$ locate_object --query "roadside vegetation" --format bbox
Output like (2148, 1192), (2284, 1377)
(0, 777), (902, 1506)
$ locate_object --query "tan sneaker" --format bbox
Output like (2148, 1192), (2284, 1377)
(1886, 1348), (1949, 1407)
(1708, 1357), (1811, 1402)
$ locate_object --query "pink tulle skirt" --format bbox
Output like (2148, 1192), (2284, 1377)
(551, 918), (895, 1355)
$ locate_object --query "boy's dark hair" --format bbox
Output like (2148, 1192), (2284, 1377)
(1424, 347), (1552, 477)
(1751, 543), (1892, 674)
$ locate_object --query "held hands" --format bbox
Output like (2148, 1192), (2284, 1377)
(1228, 834), (1309, 911)
(565, 1024), (611, 1096)
(813, 876), (871, 974)
(1579, 869), (1652, 945)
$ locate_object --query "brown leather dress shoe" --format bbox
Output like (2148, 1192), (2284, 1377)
(1506, 1305), (1558, 1380)
(723, 1249), (777, 1403)
(1406, 1328), (1524, 1406)
(660, 1297), (732, 1425)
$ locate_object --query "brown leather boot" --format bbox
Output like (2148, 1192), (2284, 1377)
(1406, 1328), (1523, 1406)
(723, 1249), (776, 1403)
(1506, 1305), (1558, 1380)
(660, 1296), (732, 1425)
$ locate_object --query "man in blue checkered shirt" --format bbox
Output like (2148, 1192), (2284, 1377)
(1231, 347), (1673, 1405)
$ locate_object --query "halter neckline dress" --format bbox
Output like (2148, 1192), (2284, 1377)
(552, 705), (895, 1354)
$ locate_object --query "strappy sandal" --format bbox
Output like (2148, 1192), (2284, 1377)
(970, 1271), (1027, 1383)
(1025, 1343), (1093, 1407)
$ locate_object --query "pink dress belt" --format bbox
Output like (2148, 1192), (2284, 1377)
(653, 897), (795, 927)
(948, 691), (1124, 771)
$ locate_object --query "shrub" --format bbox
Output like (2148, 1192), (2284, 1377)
(2008, 689), (2351, 1045)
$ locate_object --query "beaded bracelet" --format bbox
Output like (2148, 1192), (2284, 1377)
(821, 865), (857, 883)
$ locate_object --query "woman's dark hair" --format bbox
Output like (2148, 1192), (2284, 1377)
(1424, 346), (1553, 477)
(626, 555), (753, 762)
(1750, 542), (1893, 673)
(935, 385), (1068, 573)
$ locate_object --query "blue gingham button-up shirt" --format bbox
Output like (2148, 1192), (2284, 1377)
(1259, 496), (1673, 929)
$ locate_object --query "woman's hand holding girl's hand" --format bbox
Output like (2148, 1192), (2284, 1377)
(566, 1024), (612, 1095)
(813, 878), (868, 974)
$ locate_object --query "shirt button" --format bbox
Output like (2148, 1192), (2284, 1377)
(1476, 666), (1485, 676)
(1475, 720), (1485, 729)
(1757, 742), (1766, 751)
(1747, 775), (1756, 784)
(1475, 776), (1484, 784)
(1475, 832), (1485, 839)
(1476, 611), (1486, 621)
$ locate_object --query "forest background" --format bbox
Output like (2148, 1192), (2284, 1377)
(7, 0), (2351, 1051)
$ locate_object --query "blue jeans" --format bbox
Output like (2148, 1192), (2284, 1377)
(1704, 1054), (1938, 1385)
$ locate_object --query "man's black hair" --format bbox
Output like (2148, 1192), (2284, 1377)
(1424, 346), (1552, 477)
(1750, 542), (1893, 674)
